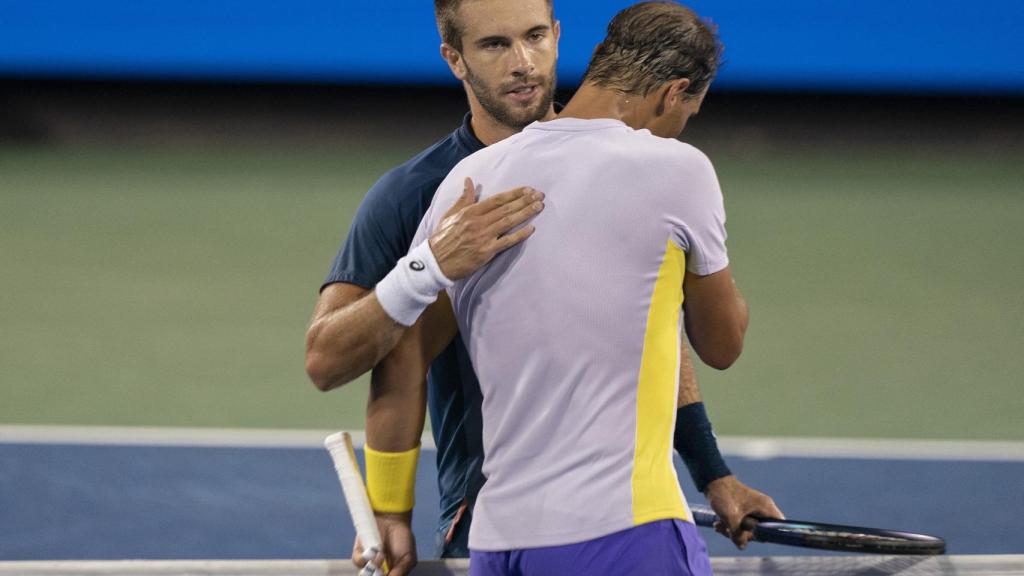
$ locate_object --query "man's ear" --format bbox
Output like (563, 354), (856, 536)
(440, 43), (467, 81)
(660, 78), (691, 115)
(553, 19), (561, 58)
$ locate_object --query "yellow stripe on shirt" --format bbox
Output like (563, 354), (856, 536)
(631, 238), (688, 525)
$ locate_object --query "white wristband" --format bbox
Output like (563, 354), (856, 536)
(375, 240), (454, 327)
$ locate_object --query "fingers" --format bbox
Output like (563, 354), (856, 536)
(368, 549), (386, 576)
(732, 516), (758, 549)
(472, 185), (532, 213)
(742, 492), (783, 521)
(483, 196), (544, 239)
(352, 540), (385, 575)
(441, 177), (480, 220)
(352, 537), (366, 569)
(464, 177), (478, 199)
(429, 182), (544, 280)
(492, 224), (537, 252)
(477, 185), (543, 219)
(757, 496), (785, 520)
(384, 551), (416, 576)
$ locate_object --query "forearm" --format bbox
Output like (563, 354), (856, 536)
(361, 334), (429, 522)
(366, 297), (456, 451)
(677, 339), (702, 407)
(366, 345), (428, 452)
(674, 338), (732, 492)
(362, 302), (456, 522)
(305, 291), (407, 391)
(306, 241), (453, 391)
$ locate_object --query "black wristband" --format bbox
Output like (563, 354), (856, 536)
(674, 402), (731, 493)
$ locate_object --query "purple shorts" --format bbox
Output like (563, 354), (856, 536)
(469, 519), (711, 576)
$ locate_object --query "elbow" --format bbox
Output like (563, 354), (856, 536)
(698, 343), (743, 370)
(694, 329), (746, 371)
(305, 351), (339, 392)
(304, 328), (349, 392)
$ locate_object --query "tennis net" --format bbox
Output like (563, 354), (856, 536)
(1, 556), (1021, 575)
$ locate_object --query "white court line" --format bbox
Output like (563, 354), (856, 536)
(2, 425), (1023, 461)
(0, 425), (434, 450)
(718, 436), (1024, 462)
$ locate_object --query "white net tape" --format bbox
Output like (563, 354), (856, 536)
(1, 556), (1022, 576)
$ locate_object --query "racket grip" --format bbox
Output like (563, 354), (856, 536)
(360, 547), (387, 576)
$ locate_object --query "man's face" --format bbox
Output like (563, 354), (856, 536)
(451, 0), (559, 130)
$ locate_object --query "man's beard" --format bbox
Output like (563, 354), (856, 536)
(465, 63), (556, 131)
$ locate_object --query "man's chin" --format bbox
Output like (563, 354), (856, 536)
(503, 98), (554, 126)
(506, 108), (546, 128)
(475, 86), (554, 130)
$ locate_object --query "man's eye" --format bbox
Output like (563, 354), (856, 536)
(529, 32), (545, 41)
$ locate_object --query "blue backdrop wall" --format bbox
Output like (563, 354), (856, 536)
(2, 1), (1022, 93)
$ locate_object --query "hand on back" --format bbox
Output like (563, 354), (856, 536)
(430, 177), (544, 280)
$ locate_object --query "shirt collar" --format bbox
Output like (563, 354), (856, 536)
(457, 103), (565, 151)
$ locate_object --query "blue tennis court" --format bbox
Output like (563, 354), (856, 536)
(1, 431), (1021, 561)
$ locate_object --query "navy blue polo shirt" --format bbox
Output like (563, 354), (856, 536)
(323, 113), (486, 535)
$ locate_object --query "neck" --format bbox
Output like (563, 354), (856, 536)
(557, 83), (650, 131)
(470, 113), (522, 147)
(467, 96), (557, 147)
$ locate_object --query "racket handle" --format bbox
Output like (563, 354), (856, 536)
(360, 546), (387, 576)
(359, 565), (384, 576)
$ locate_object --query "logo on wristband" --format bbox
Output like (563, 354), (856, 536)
(410, 260), (425, 271)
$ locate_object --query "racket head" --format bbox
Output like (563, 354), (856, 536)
(689, 504), (946, 555)
(754, 518), (946, 555)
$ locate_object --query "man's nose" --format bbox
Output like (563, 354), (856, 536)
(509, 41), (535, 77)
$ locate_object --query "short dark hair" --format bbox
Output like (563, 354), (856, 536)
(583, 1), (722, 97)
(434, 0), (555, 52)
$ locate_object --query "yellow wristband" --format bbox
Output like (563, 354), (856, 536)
(365, 443), (420, 513)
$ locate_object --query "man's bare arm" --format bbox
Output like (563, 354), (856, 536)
(683, 266), (748, 369)
(305, 283), (398, 391)
(350, 296), (458, 576)
(305, 180), (543, 391)
(677, 319), (782, 550)
(677, 339), (702, 407)
(366, 295), (458, 451)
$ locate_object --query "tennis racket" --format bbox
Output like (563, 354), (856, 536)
(690, 504), (946, 555)
(325, 432), (386, 576)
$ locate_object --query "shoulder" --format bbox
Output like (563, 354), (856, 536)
(634, 137), (719, 189)
(437, 131), (527, 194)
(640, 136), (714, 170)
(355, 131), (474, 228)
(429, 133), (519, 200)
(369, 134), (468, 204)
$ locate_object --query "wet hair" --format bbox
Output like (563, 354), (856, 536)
(582, 1), (722, 97)
(434, 0), (555, 52)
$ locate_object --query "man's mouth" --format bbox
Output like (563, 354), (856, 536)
(506, 84), (538, 103)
